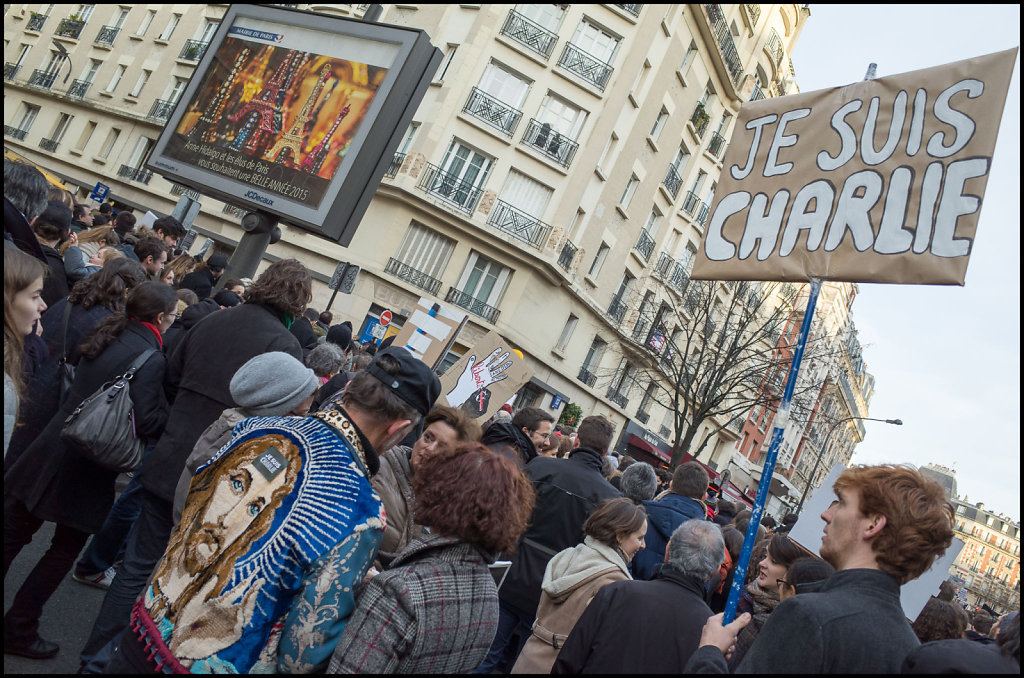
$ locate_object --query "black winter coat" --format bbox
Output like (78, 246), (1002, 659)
(289, 318), (319, 358)
(499, 448), (621, 616)
(161, 297), (220, 358)
(179, 267), (219, 300)
(5, 322), (168, 533)
(481, 420), (537, 466)
(139, 302), (301, 502)
(552, 567), (714, 674)
(311, 370), (350, 412)
(5, 299), (112, 471)
(901, 637), (1019, 674)
(40, 243), (70, 308)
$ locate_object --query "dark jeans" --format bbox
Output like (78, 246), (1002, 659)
(3, 495), (90, 642)
(79, 489), (173, 674)
(74, 474), (145, 576)
(473, 600), (533, 674)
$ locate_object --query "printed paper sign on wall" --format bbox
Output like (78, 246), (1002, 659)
(691, 48), (1017, 285)
(437, 331), (532, 422)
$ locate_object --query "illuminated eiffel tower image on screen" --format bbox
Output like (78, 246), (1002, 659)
(227, 50), (307, 153)
(300, 100), (350, 174)
(187, 48), (250, 143)
(265, 64), (332, 165)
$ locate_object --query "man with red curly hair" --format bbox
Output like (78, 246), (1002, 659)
(688, 464), (955, 674)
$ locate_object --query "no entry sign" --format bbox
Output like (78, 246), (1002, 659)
(379, 310), (392, 327)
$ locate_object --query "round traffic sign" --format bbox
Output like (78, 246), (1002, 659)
(380, 310), (392, 327)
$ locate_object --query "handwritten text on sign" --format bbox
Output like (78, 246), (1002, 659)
(691, 48), (1017, 285)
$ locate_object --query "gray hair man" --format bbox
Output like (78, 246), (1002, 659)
(551, 519), (726, 673)
(620, 462), (659, 504)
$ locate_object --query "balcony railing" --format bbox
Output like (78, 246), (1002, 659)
(499, 9), (558, 59)
(67, 79), (91, 99)
(463, 87), (523, 136)
(117, 164), (153, 185)
(557, 42), (614, 91)
(632, 317), (650, 342)
(170, 183), (202, 200)
(578, 366), (598, 387)
(708, 131), (726, 159)
(4, 126), (28, 141)
(487, 199), (552, 250)
(55, 18), (86, 40)
(607, 296), (627, 324)
(384, 152), (406, 178)
(38, 137), (59, 152)
(704, 4), (745, 87)
(749, 85), (766, 101)
(385, 258), (442, 296)
(5, 63), (21, 80)
(445, 286), (501, 324)
(690, 102), (710, 138)
(634, 229), (655, 261)
(697, 202), (711, 228)
(222, 204), (247, 218)
(26, 13), (48, 32)
(765, 29), (785, 68)
(557, 239), (578, 271)
(607, 388), (629, 409)
(682, 190), (702, 217)
(636, 410), (650, 424)
(663, 162), (683, 199)
(653, 252), (675, 279)
(520, 118), (578, 168)
(745, 3), (761, 26)
(616, 4), (642, 17)
(28, 69), (58, 90)
(416, 162), (485, 215)
(179, 40), (210, 62)
(149, 99), (175, 122)
(95, 25), (120, 46)
(669, 264), (691, 296)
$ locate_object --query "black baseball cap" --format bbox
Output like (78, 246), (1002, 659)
(364, 346), (440, 417)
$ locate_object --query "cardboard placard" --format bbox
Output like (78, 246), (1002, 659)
(437, 330), (532, 421)
(391, 299), (464, 367)
(692, 48), (1017, 285)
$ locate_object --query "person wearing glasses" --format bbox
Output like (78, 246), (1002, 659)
(481, 406), (554, 467)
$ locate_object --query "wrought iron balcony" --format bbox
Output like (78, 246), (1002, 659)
(653, 252), (674, 279)
(67, 79), (91, 99)
(557, 42), (614, 91)
(384, 152), (406, 179)
(669, 264), (691, 296)
(385, 258), (442, 296)
(499, 9), (558, 59)
(607, 296), (627, 324)
(149, 99), (175, 122)
(750, 85), (766, 101)
(557, 239), (578, 272)
(95, 25), (120, 46)
(578, 367), (598, 387)
(487, 199), (552, 250)
(690, 102), (710, 138)
(26, 13), (48, 32)
(663, 162), (683, 199)
(4, 63), (20, 80)
(38, 137), (59, 152)
(697, 202), (711, 228)
(4, 126), (28, 141)
(117, 164), (153, 185)
(445, 286), (500, 324)
(463, 87), (523, 136)
(632, 317), (650, 342)
(520, 118), (578, 168)
(703, 5), (745, 87)
(416, 162), (485, 215)
(56, 18), (86, 40)
(179, 40), (210, 62)
(682, 190), (701, 217)
(708, 131), (726, 159)
(616, 4), (643, 17)
(765, 29), (785, 68)
(607, 388), (629, 409)
(634, 229), (655, 261)
(745, 3), (762, 26)
(28, 69), (58, 90)
(636, 410), (650, 424)
(170, 183), (201, 199)
(222, 203), (247, 218)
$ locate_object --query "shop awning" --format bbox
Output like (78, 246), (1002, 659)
(5, 148), (66, 189)
(627, 434), (671, 463)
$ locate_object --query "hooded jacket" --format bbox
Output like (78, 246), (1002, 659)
(632, 492), (708, 580)
(511, 536), (631, 674)
(481, 420), (538, 466)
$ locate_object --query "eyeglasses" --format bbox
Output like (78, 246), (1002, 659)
(777, 578), (789, 589)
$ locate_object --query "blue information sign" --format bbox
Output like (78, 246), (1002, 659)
(89, 182), (110, 202)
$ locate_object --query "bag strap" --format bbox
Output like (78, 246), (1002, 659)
(60, 302), (73, 364)
(120, 348), (158, 382)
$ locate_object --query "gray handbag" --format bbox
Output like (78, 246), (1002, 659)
(58, 303), (75, 406)
(60, 348), (157, 473)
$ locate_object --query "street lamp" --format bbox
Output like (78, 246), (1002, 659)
(794, 415), (903, 514)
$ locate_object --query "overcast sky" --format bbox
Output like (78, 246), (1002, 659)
(789, 5), (1020, 520)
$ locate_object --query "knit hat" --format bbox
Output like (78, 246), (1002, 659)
(213, 289), (242, 307)
(207, 253), (228, 270)
(326, 323), (352, 351)
(229, 352), (320, 416)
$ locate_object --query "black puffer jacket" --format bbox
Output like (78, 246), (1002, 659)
(481, 421), (537, 466)
(498, 448), (621, 617)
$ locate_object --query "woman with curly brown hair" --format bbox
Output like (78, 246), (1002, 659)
(329, 443), (535, 674)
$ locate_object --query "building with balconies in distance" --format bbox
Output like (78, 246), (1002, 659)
(5, 4), (814, 455)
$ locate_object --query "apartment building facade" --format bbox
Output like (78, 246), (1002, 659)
(5, 4), (813, 462)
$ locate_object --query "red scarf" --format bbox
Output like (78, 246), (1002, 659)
(135, 320), (164, 349)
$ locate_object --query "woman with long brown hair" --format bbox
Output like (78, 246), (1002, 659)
(3, 282), (176, 659)
(3, 248), (48, 457)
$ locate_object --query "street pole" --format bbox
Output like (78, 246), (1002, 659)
(794, 415), (903, 514)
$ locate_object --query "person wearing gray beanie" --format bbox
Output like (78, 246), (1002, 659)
(171, 352), (320, 523)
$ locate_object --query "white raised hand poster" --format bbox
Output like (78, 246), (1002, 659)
(437, 330), (532, 421)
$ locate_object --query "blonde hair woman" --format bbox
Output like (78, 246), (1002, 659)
(61, 224), (120, 259)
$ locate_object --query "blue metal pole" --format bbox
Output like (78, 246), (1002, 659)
(723, 277), (823, 623)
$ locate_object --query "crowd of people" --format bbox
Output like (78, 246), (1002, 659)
(4, 156), (1020, 674)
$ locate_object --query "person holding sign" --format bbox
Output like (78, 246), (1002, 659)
(686, 464), (954, 673)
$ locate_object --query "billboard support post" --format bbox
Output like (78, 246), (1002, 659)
(723, 277), (822, 624)
(219, 211), (281, 286)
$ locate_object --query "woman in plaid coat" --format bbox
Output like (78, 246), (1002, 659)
(328, 443), (536, 674)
